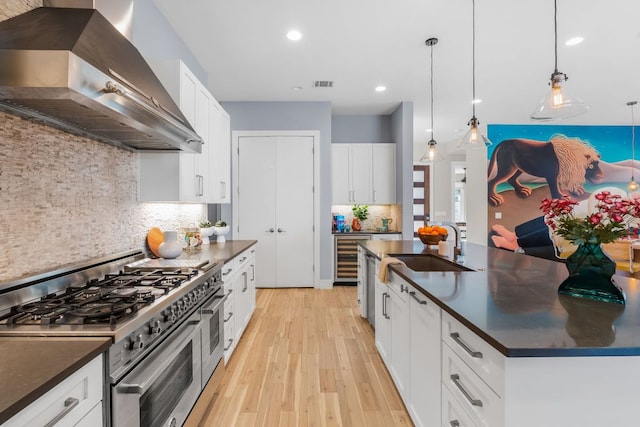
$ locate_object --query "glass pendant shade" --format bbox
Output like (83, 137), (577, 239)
(530, 73), (590, 121)
(627, 179), (638, 192)
(458, 117), (492, 149)
(419, 139), (444, 163)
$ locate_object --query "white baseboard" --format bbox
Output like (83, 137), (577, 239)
(316, 279), (333, 289)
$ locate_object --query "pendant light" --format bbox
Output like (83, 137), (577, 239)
(419, 37), (444, 163)
(628, 101), (638, 192)
(530, 0), (589, 121)
(458, 0), (491, 149)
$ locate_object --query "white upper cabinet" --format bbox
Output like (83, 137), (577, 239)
(372, 143), (396, 204)
(332, 143), (395, 205)
(138, 60), (230, 203)
(209, 100), (231, 203)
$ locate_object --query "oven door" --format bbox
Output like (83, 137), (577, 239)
(200, 289), (225, 386)
(112, 312), (202, 427)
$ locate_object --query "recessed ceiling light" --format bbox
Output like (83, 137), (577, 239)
(425, 128), (432, 132)
(286, 30), (302, 41)
(472, 98), (482, 104)
(565, 36), (584, 46)
(375, 86), (386, 92)
(292, 86), (303, 91)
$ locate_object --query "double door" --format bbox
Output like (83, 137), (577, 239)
(237, 136), (315, 287)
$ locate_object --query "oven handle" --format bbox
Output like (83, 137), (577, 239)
(116, 319), (200, 395)
(201, 293), (227, 315)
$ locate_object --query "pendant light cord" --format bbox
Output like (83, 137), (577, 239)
(472, 0), (476, 118)
(631, 101), (637, 179)
(553, 0), (558, 73)
(430, 42), (434, 142)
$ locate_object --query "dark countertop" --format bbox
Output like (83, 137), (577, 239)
(333, 231), (402, 235)
(178, 240), (257, 265)
(360, 240), (640, 357)
(0, 337), (110, 424)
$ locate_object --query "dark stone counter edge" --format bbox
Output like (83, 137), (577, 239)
(366, 246), (640, 358)
(332, 231), (402, 235)
(0, 338), (111, 425)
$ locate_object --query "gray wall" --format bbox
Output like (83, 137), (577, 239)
(131, 0), (207, 84)
(332, 115), (392, 143)
(220, 101), (333, 282)
(391, 102), (414, 239)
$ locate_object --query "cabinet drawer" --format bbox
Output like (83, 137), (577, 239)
(5, 354), (103, 427)
(442, 384), (478, 427)
(221, 260), (235, 281)
(441, 311), (504, 396)
(442, 344), (502, 427)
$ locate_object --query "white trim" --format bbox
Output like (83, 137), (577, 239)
(316, 279), (334, 290)
(232, 130), (321, 288)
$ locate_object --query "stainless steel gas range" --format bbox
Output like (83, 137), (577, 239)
(0, 250), (225, 427)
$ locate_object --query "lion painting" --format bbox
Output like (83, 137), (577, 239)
(487, 135), (604, 206)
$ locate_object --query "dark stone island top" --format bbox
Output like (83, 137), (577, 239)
(360, 240), (640, 357)
(0, 337), (110, 424)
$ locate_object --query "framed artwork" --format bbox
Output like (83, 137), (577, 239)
(486, 124), (637, 260)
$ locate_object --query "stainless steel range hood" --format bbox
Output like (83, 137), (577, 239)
(0, 4), (202, 152)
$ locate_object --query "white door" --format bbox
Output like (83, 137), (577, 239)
(237, 135), (315, 287)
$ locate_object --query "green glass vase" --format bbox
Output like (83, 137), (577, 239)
(559, 242), (626, 304)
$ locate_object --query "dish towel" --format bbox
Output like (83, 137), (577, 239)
(377, 256), (406, 284)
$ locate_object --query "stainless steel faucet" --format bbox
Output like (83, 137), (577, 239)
(440, 221), (462, 258)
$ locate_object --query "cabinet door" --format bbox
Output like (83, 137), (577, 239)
(209, 101), (231, 203)
(193, 85), (211, 201)
(389, 282), (410, 401)
(350, 144), (372, 203)
(372, 143), (396, 204)
(409, 287), (441, 427)
(332, 144), (352, 204)
(374, 277), (390, 363)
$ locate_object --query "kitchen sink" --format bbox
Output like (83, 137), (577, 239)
(390, 254), (474, 272)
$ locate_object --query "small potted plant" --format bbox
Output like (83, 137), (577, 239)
(212, 219), (230, 243)
(199, 220), (214, 245)
(351, 204), (369, 231)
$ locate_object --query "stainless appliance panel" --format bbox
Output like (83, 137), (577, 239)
(112, 312), (202, 427)
(366, 254), (376, 328)
(200, 290), (225, 386)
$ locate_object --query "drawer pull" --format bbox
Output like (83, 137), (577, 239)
(224, 312), (233, 322)
(224, 338), (234, 351)
(223, 268), (232, 276)
(449, 421), (460, 427)
(44, 397), (80, 427)
(450, 374), (483, 407)
(450, 332), (483, 358)
(409, 291), (427, 305)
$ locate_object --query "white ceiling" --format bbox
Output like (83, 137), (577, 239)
(153, 0), (640, 151)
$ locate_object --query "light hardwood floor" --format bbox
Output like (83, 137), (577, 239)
(196, 287), (413, 426)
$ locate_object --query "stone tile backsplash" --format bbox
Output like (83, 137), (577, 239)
(0, 110), (207, 282)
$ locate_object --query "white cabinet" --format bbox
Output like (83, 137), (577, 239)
(374, 265), (410, 400)
(209, 100), (231, 203)
(372, 143), (396, 204)
(4, 355), (103, 427)
(139, 60), (231, 203)
(331, 143), (395, 204)
(408, 287), (441, 427)
(223, 245), (256, 362)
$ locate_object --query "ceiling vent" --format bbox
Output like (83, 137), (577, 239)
(313, 80), (333, 88)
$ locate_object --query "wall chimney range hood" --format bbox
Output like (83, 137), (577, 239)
(0, 3), (203, 152)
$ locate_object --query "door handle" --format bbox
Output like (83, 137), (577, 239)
(277, 228), (286, 233)
(266, 228), (275, 233)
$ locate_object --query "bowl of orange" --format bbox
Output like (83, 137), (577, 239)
(417, 225), (448, 245)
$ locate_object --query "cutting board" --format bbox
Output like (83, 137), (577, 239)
(146, 227), (164, 257)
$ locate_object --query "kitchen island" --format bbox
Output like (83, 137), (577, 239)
(360, 240), (640, 427)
